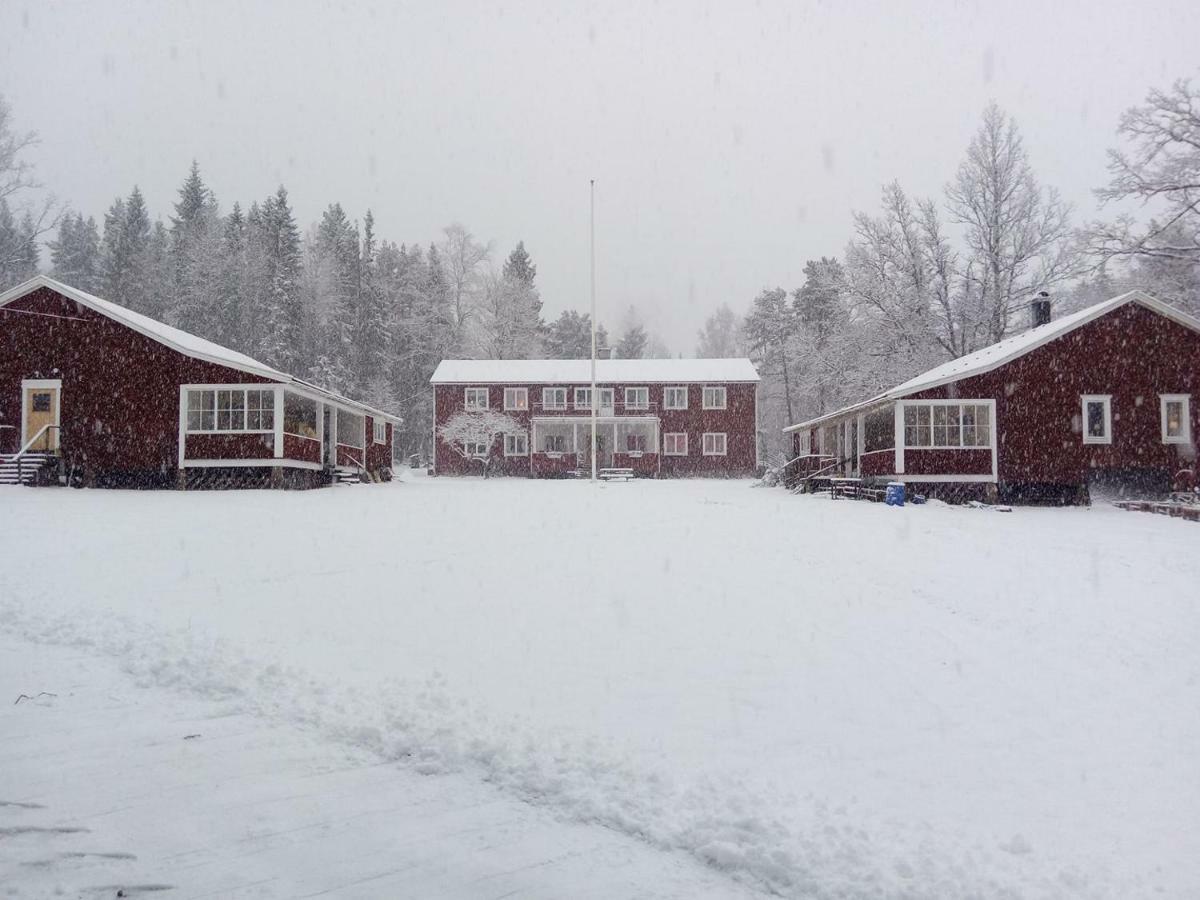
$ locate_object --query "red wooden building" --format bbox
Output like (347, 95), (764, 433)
(0, 276), (398, 488)
(430, 358), (759, 477)
(783, 291), (1200, 502)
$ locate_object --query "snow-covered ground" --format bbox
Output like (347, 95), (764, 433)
(1, 473), (1198, 898)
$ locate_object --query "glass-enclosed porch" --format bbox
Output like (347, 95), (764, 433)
(530, 416), (660, 475)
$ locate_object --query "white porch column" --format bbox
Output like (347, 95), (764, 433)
(893, 402), (905, 474)
(273, 385), (285, 459)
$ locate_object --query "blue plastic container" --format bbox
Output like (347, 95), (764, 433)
(885, 481), (906, 507)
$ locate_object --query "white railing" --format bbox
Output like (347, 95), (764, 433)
(9, 424), (60, 461)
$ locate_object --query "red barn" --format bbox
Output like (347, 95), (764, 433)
(0, 276), (399, 488)
(430, 358), (759, 477)
(783, 291), (1200, 503)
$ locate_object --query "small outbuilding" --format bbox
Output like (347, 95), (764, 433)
(0, 276), (399, 488)
(783, 291), (1199, 503)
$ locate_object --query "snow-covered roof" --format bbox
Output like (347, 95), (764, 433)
(430, 357), (760, 384)
(0, 275), (401, 422)
(783, 290), (1200, 433)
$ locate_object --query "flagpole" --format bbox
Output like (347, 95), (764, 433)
(589, 178), (598, 482)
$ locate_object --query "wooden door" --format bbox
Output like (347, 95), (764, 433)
(23, 385), (60, 451)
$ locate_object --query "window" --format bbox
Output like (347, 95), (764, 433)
(626, 432), (647, 452)
(542, 387), (567, 410)
(574, 387), (614, 410)
(625, 387), (649, 410)
(1160, 394), (1191, 444)
(283, 392), (317, 438)
(464, 387), (489, 410)
(32, 392), (52, 412)
(543, 434), (567, 453)
(187, 388), (276, 433)
(663, 386), (688, 410)
(663, 432), (688, 456)
(903, 402), (991, 448)
(246, 390), (275, 430)
(186, 390), (216, 431)
(504, 433), (528, 456)
(1081, 395), (1112, 444)
(702, 386), (727, 409)
(465, 440), (489, 457)
(336, 409), (366, 449)
(702, 432), (727, 456)
(373, 420), (387, 444)
(504, 387), (528, 411)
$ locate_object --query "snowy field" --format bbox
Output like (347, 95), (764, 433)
(1, 474), (1198, 898)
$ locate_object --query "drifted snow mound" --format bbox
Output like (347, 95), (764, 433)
(0, 600), (1117, 900)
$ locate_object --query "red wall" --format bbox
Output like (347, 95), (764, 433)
(185, 433), (274, 460)
(907, 304), (1200, 489)
(363, 416), (394, 473)
(432, 380), (757, 477)
(0, 287), (272, 478)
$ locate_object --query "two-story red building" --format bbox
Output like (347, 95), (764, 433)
(783, 291), (1200, 503)
(0, 276), (399, 488)
(430, 358), (759, 477)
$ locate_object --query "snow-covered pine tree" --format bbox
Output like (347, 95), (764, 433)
(351, 210), (392, 397)
(169, 161), (222, 334)
(100, 187), (154, 315)
(695, 304), (742, 357)
(49, 213), (102, 293)
(257, 186), (305, 373)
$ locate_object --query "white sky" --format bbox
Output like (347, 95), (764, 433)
(2, 0), (1198, 352)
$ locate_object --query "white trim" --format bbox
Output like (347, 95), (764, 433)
(503, 386), (529, 411)
(542, 386), (568, 410)
(783, 290), (1200, 434)
(624, 386), (650, 410)
(663, 432), (688, 456)
(701, 432), (727, 456)
(21, 378), (62, 451)
(0, 276), (401, 424)
(894, 398), (998, 480)
(464, 386), (489, 411)
(373, 418), (387, 444)
(893, 403), (904, 474)
(878, 474), (997, 483)
(702, 386), (727, 410)
(1160, 394), (1192, 444)
(663, 386), (688, 410)
(899, 399), (994, 449)
(1081, 394), (1113, 445)
(177, 384), (187, 470)
(180, 458), (324, 471)
(273, 385), (285, 458)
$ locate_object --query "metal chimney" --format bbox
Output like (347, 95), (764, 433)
(1030, 291), (1052, 328)
(597, 347), (612, 360)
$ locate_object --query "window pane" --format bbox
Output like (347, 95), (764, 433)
(1166, 401), (1183, 436)
(284, 393), (319, 438)
(1086, 402), (1106, 437)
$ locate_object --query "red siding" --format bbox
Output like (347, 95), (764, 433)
(185, 433), (274, 460)
(363, 416), (394, 474)
(0, 287), (272, 476)
(904, 448), (992, 476)
(432, 379), (758, 477)
(284, 433), (321, 464)
(906, 304), (1200, 489)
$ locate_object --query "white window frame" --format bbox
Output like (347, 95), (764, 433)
(663, 432), (688, 456)
(624, 387), (650, 410)
(663, 386), (688, 410)
(504, 432), (528, 456)
(464, 387), (489, 411)
(504, 387), (528, 411)
(702, 386), (727, 410)
(464, 440), (489, 457)
(373, 420), (387, 444)
(1160, 394), (1191, 444)
(185, 386), (276, 434)
(1081, 394), (1113, 445)
(901, 401), (992, 449)
(702, 432), (727, 456)
(574, 386), (613, 410)
(542, 387), (568, 410)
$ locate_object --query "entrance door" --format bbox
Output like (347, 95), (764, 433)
(22, 380), (61, 452)
(580, 432), (611, 470)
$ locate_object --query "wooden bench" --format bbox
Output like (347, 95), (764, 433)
(598, 467), (635, 482)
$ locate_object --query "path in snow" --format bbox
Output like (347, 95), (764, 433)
(0, 637), (759, 899)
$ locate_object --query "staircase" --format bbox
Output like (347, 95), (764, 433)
(334, 468), (365, 484)
(0, 453), (55, 486)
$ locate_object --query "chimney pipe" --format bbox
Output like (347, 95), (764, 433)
(597, 347), (612, 360)
(1030, 291), (1052, 328)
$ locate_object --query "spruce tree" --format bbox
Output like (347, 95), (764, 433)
(49, 213), (102, 293)
(258, 186), (305, 372)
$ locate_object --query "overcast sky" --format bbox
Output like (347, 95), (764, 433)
(2, 0), (1198, 352)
